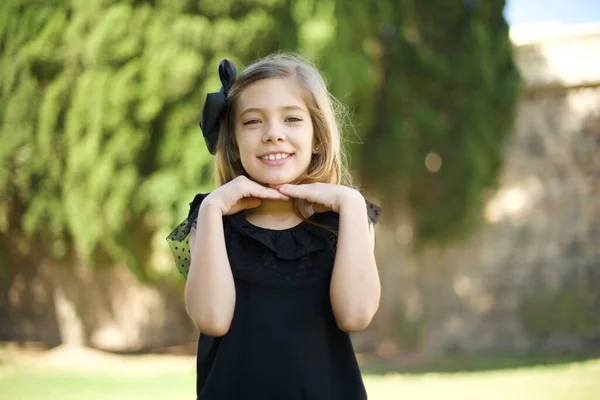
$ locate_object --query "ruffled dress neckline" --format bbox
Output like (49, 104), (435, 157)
(226, 211), (337, 261)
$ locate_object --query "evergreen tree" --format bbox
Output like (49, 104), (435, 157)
(0, 0), (305, 278)
(0, 0), (520, 279)
(325, 0), (521, 243)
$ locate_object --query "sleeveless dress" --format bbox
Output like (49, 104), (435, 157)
(167, 193), (381, 400)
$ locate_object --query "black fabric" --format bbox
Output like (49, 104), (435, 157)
(166, 193), (381, 279)
(166, 192), (381, 399)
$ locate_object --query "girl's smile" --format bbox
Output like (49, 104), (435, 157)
(258, 151), (295, 166)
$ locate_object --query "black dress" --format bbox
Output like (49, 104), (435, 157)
(167, 193), (381, 400)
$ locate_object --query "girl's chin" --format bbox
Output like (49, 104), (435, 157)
(251, 175), (303, 186)
(250, 179), (290, 187)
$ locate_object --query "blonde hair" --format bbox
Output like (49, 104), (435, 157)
(214, 52), (353, 191)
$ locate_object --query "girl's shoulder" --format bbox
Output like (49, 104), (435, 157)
(165, 192), (211, 279)
(185, 191), (380, 228)
(364, 198), (382, 225)
(165, 192), (381, 280)
(188, 192), (210, 226)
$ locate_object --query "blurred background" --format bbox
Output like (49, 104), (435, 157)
(1, 0), (600, 399)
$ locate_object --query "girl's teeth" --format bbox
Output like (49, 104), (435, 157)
(264, 153), (288, 161)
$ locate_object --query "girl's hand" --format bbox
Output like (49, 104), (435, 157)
(203, 176), (289, 216)
(276, 183), (363, 214)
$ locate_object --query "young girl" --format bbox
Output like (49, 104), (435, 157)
(167, 52), (381, 399)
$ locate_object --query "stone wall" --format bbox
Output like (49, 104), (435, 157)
(420, 88), (599, 355)
(362, 23), (600, 358)
(0, 254), (196, 352)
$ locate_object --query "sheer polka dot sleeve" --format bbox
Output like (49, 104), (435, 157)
(365, 199), (381, 224)
(166, 193), (209, 279)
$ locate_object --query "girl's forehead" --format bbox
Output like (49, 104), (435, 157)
(235, 77), (308, 112)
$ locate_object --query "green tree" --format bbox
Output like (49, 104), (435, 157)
(0, 0), (519, 282)
(0, 0), (306, 279)
(325, 0), (521, 244)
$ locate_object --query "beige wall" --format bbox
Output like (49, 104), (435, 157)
(361, 23), (600, 358)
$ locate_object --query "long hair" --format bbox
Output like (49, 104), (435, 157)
(214, 53), (353, 189)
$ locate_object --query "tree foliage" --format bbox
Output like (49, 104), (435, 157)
(0, 0), (519, 277)
(0, 0), (302, 278)
(324, 0), (521, 243)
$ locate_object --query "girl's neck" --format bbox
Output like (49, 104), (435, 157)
(248, 199), (295, 219)
(244, 199), (304, 229)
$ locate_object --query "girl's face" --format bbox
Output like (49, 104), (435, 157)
(234, 77), (315, 186)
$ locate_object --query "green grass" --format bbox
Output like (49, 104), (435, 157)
(1, 370), (195, 400)
(360, 352), (600, 375)
(364, 360), (600, 400)
(1, 349), (599, 400)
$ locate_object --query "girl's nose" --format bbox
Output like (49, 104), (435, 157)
(262, 121), (285, 143)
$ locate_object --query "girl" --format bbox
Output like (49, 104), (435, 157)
(167, 52), (381, 399)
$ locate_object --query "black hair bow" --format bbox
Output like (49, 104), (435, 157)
(200, 59), (237, 155)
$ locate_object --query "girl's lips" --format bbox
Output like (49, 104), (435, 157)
(258, 153), (294, 166)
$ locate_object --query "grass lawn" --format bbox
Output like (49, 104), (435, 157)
(1, 346), (599, 400)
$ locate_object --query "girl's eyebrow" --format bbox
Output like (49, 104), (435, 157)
(238, 105), (307, 116)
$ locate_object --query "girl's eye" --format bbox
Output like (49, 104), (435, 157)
(243, 119), (261, 125)
(286, 117), (303, 123)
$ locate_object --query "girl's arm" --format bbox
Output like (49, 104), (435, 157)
(184, 176), (289, 336)
(329, 190), (381, 332)
(185, 201), (236, 336)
